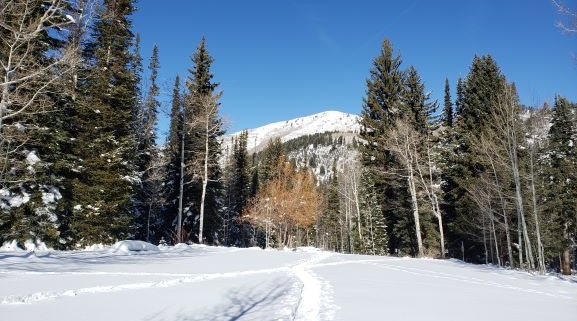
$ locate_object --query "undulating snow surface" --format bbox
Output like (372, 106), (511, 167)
(223, 110), (360, 153)
(1, 243), (576, 321)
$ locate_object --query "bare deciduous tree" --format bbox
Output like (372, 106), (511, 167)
(1, 0), (82, 181)
(384, 119), (424, 257)
(552, 0), (577, 33)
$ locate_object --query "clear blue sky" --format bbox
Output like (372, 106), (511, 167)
(132, 0), (576, 137)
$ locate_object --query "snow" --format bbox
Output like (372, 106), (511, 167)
(42, 187), (62, 205)
(0, 245), (575, 321)
(25, 151), (41, 165)
(223, 110), (360, 153)
(109, 240), (160, 254)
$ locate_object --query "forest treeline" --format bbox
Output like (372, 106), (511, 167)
(1, 0), (575, 275)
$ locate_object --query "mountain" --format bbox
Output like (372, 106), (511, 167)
(224, 110), (360, 154)
(222, 110), (361, 181)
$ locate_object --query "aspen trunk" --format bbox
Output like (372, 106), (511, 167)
(529, 153), (546, 273)
(408, 170), (423, 257)
(198, 116), (210, 244)
(177, 133), (185, 243)
(561, 248), (571, 275)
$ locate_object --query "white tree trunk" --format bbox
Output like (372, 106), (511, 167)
(177, 134), (185, 243)
(198, 117), (210, 244)
(408, 168), (424, 257)
(529, 152), (546, 273)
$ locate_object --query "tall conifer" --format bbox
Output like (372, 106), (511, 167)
(182, 38), (224, 244)
(70, 0), (138, 245)
(358, 39), (407, 254)
(443, 78), (453, 127)
(544, 96), (577, 274)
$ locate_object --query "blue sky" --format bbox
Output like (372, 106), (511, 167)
(132, 0), (576, 137)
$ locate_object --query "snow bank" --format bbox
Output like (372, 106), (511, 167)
(83, 244), (108, 251)
(24, 240), (50, 251)
(0, 240), (24, 252)
(0, 240), (50, 252)
(109, 240), (159, 254)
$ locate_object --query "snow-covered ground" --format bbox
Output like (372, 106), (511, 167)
(1, 242), (576, 321)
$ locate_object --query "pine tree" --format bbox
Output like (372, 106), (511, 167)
(182, 38), (224, 244)
(358, 170), (388, 255)
(133, 44), (162, 242)
(224, 131), (251, 246)
(358, 38), (407, 255)
(443, 78), (453, 128)
(445, 55), (508, 262)
(455, 77), (464, 116)
(320, 162), (341, 251)
(69, 0), (138, 246)
(544, 96), (577, 275)
(163, 75), (183, 243)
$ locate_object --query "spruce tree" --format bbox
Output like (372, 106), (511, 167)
(69, 0), (138, 246)
(544, 96), (577, 274)
(163, 75), (183, 243)
(358, 38), (406, 254)
(445, 55), (507, 261)
(182, 38), (224, 244)
(321, 163), (341, 252)
(134, 44), (162, 242)
(455, 77), (464, 116)
(225, 131), (251, 246)
(443, 78), (453, 128)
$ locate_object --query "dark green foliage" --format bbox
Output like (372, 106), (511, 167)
(356, 169), (388, 255)
(443, 78), (453, 128)
(444, 55), (508, 262)
(358, 39), (409, 255)
(162, 75), (183, 242)
(181, 38), (224, 244)
(69, 0), (138, 246)
(318, 163), (341, 252)
(0, 0), (79, 248)
(260, 138), (284, 184)
(543, 96), (577, 262)
(224, 131), (251, 246)
(283, 132), (335, 153)
(133, 44), (163, 243)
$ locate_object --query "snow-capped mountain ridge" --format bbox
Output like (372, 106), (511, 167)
(225, 110), (360, 153)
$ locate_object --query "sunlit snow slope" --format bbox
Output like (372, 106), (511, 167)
(224, 110), (360, 153)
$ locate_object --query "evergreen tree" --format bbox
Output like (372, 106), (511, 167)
(0, 0), (79, 248)
(358, 38), (407, 255)
(260, 138), (285, 184)
(69, 0), (138, 246)
(455, 77), (464, 116)
(544, 96), (577, 274)
(182, 38), (224, 244)
(358, 170), (388, 255)
(224, 131), (251, 246)
(163, 75), (183, 243)
(134, 44), (162, 242)
(443, 78), (453, 128)
(445, 55), (507, 261)
(320, 162), (341, 251)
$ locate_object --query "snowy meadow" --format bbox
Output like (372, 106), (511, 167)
(0, 241), (576, 321)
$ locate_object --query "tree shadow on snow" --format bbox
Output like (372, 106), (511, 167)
(149, 279), (294, 321)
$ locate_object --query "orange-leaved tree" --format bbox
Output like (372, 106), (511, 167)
(243, 156), (322, 248)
